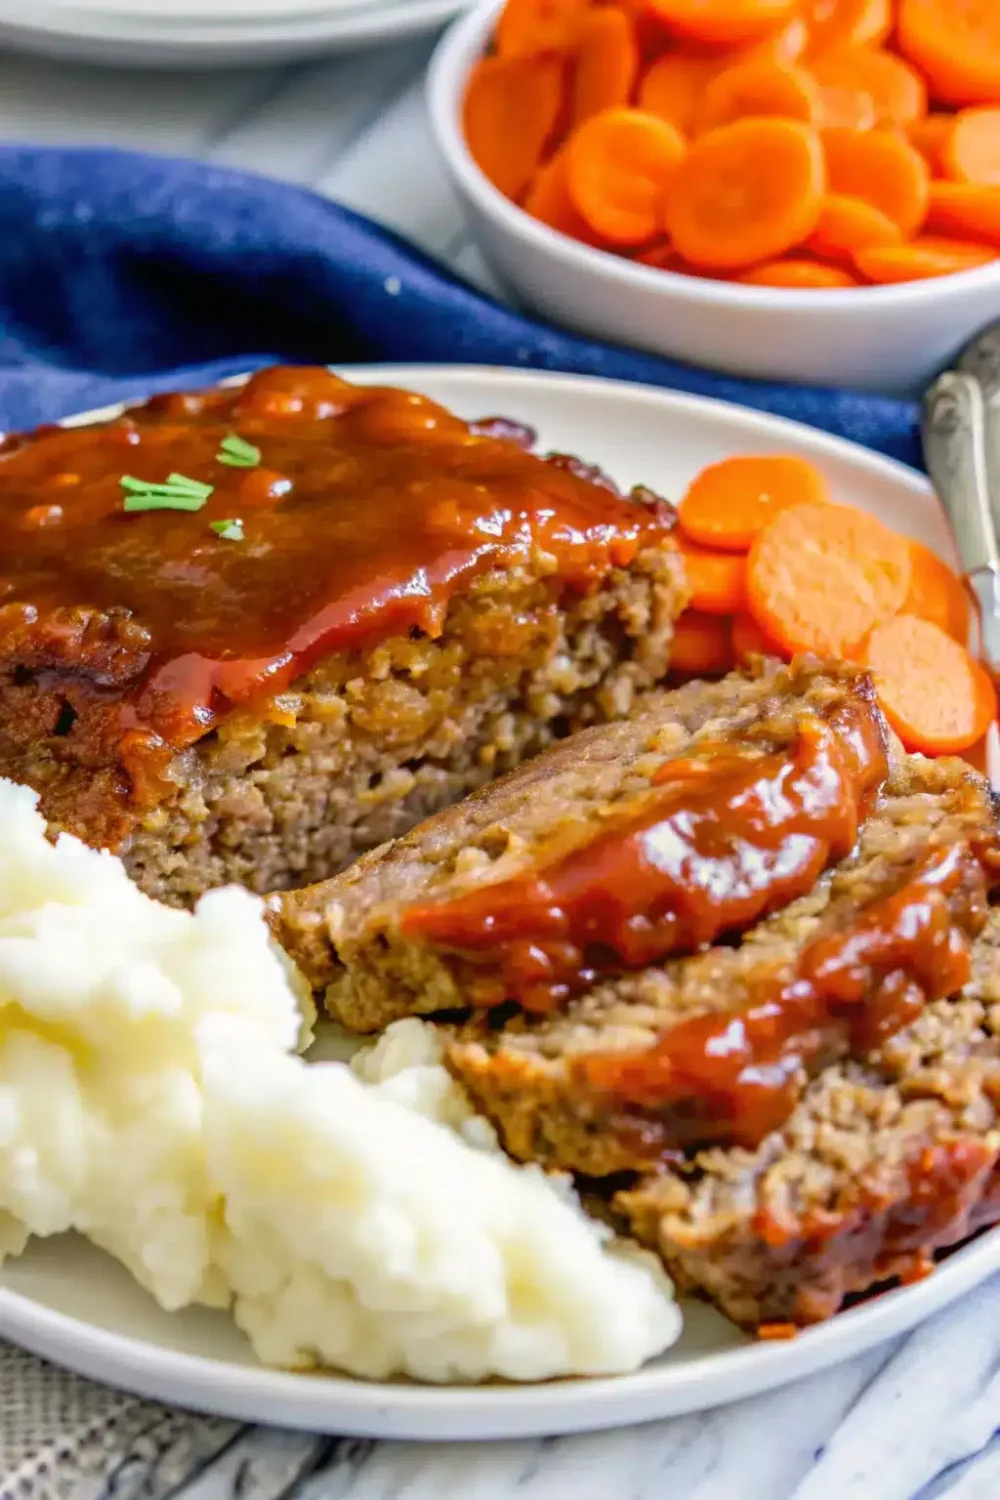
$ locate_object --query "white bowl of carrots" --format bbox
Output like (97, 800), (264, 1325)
(427, 0), (1000, 392)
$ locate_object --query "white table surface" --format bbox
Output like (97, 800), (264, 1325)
(0, 30), (998, 1500)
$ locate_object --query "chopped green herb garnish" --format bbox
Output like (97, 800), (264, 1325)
(120, 472), (214, 513)
(210, 518), (244, 541)
(217, 433), (261, 468)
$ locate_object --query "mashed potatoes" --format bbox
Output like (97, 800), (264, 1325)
(0, 781), (681, 1383)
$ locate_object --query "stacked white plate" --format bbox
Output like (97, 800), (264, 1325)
(0, 0), (469, 67)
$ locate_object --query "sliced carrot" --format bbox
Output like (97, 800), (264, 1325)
(669, 611), (735, 676)
(862, 614), (996, 754)
(572, 10), (640, 127)
(731, 610), (785, 662)
(566, 108), (687, 246)
(494, 0), (589, 58)
(697, 58), (819, 135)
(739, 15), (810, 63)
(854, 234), (998, 281)
(676, 537), (747, 613)
(942, 108), (1000, 187)
(679, 453), (830, 552)
(638, 52), (720, 137)
(646, 0), (801, 47)
(807, 192), (903, 259)
(524, 149), (604, 244)
(737, 257), (859, 285)
(745, 501), (912, 657)
(463, 57), (565, 201)
(924, 181), (1000, 246)
(903, 540), (972, 642)
(822, 127), (930, 234)
(906, 113), (954, 176)
(897, 0), (1000, 109)
(811, 47), (928, 128)
(804, 0), (892, 56)
(665, 118), (826, 271)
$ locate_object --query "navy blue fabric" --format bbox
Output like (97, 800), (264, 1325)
(0, 143), (921, 466)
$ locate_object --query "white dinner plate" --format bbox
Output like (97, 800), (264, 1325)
(1, 364), (995, 1442)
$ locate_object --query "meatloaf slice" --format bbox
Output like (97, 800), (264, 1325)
(276, 657), (889, 1031)
(447, 755), (1000, 1176)
(0, 365), (686, 907)
(617, 909), (1000, 1330)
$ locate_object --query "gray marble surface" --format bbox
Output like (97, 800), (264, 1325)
(0, 31), (995, 1500)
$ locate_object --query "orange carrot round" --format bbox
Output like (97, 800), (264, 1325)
(524, 150), (603, 244)
(572, 10), (640, 128)
(863, 614), (996, 754)
(740, 15), (810, 63)
(464, 56), (564, 201)
(903, 540), (972, 642)
(494, 0), (588, 58)
(906, 113), (954, 176)
(804, 0), (892, 56)
(679, 453), (830, 551)
(822, 127), (930, 234)
(737, 257), (859, 285)
(731, 610), (785, 662)
(942, 108), (1000, 187)
(807, 192), (903, 259)
(924, 181), (1000, 246)
(854, 234), (998, 281)
(639, 52), (720, 137)
(697, 58), (819, 135)
(897, 0), (1000, 109)
(567, 108), (687, 246)
(676, 537), (747, 613)
(669, 610), (735, 675)
(646, 0), (801, 47)
(665, 118), (826, 271)
(811, 46), (928, 128)
(745, 501), (912, 656)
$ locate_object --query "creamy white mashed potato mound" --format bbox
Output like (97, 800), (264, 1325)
(0, 778), (682, 1383)
(202, 1020), (681, 1383)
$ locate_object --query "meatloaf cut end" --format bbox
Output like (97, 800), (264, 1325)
(0, 365), (687, 907)
(276, 657), (888, 1032)
(616, 910), (1000, 1330)
(446, 755), (1000, 1176)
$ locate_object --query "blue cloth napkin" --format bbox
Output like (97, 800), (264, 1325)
(0, 143), (920, 466)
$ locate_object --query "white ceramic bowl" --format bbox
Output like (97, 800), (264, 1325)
(427, 1), (1000, 394)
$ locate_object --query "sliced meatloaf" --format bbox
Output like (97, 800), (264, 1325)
(617, 909), (1000, 1329)
(0, 365), (686, 906)
(448, 754), (1000, 1176)
(277, 657), (889, 1031)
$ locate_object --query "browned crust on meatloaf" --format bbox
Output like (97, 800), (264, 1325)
(4, 542), (685, 907)
(275, 656), (879, 1029)
(615, 910), (1000, 1329)
(445, 755), (1000, 1176)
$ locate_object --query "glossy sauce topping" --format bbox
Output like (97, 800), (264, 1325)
(401, 694), (888, 1011)
(581, 840), (991, 1148)
(0, 366), (673, 751)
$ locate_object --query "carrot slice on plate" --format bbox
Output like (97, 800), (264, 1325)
(639, 52), (720, 136)
(854, 234), (998, 281)
(494, 0), (589, 57)
(697, 58), (819, 134)
(646, 0), (801, 47)
(811, 46), (928, 128)
(942, 108), (1000, 187)
(822, 127), (930, 234)
(464, 57), (565, 201)
(572, 10), (640, 127)
(807, 192), (902, 258)
(897, 0), (1000, 109)
(804, 0), (892, 56)
(567, 108), (688, 245)
(906, 113), (954, 175)
(676, 537), (747, 613)
(669, 611), (735, 675)
(746, 501), (912, 656)
(924, 181), (1000, 245)
(665, 118), (826, 271)
(863, 614), (996, 754)
(524, 150), (603, 243)
(903, 540), (972, 642)
(679, 454), (830, 551)
(737, 257), (859, 285)
(731, 610), (785, 662)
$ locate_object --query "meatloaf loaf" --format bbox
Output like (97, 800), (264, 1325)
(276, 657), (891, 1030)
(0, 365), (687, 906)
